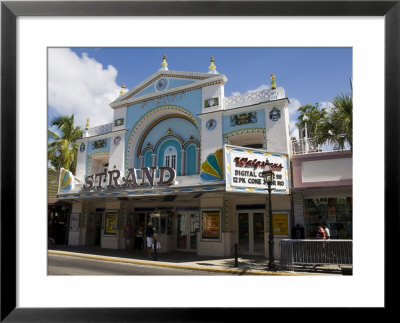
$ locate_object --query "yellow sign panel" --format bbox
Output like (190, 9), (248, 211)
(105, 211), (118, 235)
(272, 213), (289, 236)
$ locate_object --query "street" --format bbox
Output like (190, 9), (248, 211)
(48, 254), (229, 275)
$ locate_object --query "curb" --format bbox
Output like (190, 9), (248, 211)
(48, 250), (314, 276)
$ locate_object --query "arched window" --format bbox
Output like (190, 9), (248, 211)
(185, 144), (197, 175)
(164, 146), (177, 170)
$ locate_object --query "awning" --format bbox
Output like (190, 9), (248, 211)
(48, 198), (71, 206)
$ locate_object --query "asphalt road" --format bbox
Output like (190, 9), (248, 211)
(48, 254), (227, 275)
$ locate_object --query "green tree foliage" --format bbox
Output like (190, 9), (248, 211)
(295, 103), (327, 139)
(48, 114), (83, 174)
(315, 94), (352, 150)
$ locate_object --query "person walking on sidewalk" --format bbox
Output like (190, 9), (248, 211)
(134, 226), (144, 252)
(315, 224), (326, 240)
(123, 221), (133, 251)
(322, 223), (330, 239)
(146, 221), (154, 258)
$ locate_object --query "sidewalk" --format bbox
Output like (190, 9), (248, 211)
(48, 245), (345, 275)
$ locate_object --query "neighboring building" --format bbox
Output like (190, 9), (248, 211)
(57, 56), (293, 258)
(291, 149), (352, 239)
(48, 168), (71, 244)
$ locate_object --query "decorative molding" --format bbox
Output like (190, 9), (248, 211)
(224, 89), (278, 110)
(204, 97), (219, 108)
(92, 139), (107, 149)
(182, 139), (200, 149)
(122, 73), (209, 101)
(206, 119), (217, 130)
(230, 111), (257, 127)
(125, 105), (199, 172)
(136, 114), (193, 156)
(114, 118), (124, 127)
(269, 107), (281, 121)
(86, 123), (113, 137)
(112, 79), (225, 110)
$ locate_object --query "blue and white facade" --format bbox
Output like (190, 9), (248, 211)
(58, 57), (292, 257)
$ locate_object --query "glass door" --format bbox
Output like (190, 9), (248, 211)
(238, 213), (250, 253)
(253, 212), (265, 253)
(237, 211), (265, 254)
(190, 214), (199, 249)
(177, 212), (199, 251)
(177, 214), (187, 249)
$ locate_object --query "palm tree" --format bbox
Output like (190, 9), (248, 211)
(48, 114), (83, 174)
(315, 94), (352, 150)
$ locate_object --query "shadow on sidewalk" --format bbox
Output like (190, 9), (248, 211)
(49, 244), (347, 274)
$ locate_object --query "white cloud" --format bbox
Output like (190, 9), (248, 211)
(48, 48), (122, 129)
(230, 84), (270, 97)
(319, 101), (334, 111)
(247, 84), (269, 93)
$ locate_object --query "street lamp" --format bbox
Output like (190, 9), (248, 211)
(261, 167), (276, 271)
(303, 115), (309, 153)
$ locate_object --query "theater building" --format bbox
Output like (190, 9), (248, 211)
(57, 56), (292, 257)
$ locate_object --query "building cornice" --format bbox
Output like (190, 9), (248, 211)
(110, 74), (227, 110)
(116, 70), (216, 102)
(76, 129), (127, 143)
(197, 98), (289, 119)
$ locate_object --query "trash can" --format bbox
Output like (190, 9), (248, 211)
(292, 225), (304, 239)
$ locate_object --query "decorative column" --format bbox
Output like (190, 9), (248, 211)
(120, 201), (127, 230)
(181, 149), (185, 176)
(152, 154), (157, 167)
(223, 194), (229, 232)
(80, 200), (87, 229)
(139, 155), (144, 179)
(196, 148), (200, 174)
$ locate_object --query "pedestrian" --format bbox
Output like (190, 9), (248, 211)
(123, 221), (133, 251)
(134, 226), (144, 252)
(315, 224), (326, 240)
(146, 221), (154, 258)
(323, 223), (330, 239)
(315, 224), (327, 262)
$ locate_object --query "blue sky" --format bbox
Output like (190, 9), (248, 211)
(48, 47), (352, 138)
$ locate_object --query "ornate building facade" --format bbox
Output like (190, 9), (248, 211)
(57, 56), (292, 257)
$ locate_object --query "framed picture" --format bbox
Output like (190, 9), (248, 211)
(2, 0), (398, 321)
(200, 209), (222, 241)
(69, 213), (80, 233)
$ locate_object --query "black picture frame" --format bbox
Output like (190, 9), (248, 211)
(1, 0), (398, 321)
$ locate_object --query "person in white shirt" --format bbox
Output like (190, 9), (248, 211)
(323, 223), (331, 239)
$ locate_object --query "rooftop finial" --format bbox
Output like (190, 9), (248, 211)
(120, 82), (126, 95)
(160, 54), (168, 70)
(85, 118), (90, 130)
(270, 74), (276, 90)
(208, 56), (218, 74)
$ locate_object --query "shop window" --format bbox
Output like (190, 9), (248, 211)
(304, 197), (352, 239)
(145, 211), (173, 235)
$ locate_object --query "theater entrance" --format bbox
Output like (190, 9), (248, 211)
(177, 212), (199, 251)
(237, 211), (265, 255)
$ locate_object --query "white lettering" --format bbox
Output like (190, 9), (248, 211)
(82, 167), (176, 191)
